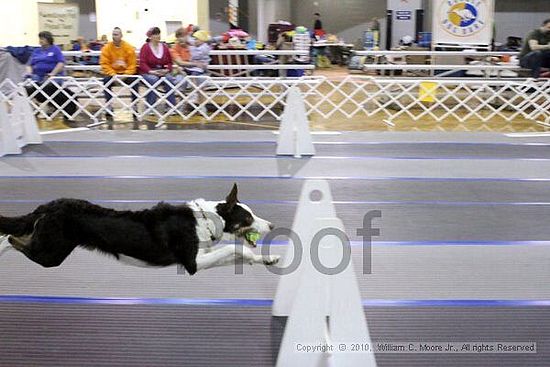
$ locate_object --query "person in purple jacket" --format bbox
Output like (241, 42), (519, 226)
(25, 31), (78, 122)
(27, 31), (65, 83)
(139, 27), (183, 114)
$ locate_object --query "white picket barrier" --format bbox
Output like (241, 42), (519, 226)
(0, 75), (548, 128)
(0, 76), (324, 125)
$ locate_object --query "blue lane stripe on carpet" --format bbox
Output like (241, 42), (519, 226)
(0, 296), (549, 307)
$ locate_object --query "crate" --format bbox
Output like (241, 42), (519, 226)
(417, 32), (432, 47)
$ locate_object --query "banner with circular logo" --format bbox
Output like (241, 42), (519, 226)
(433, 0), (494, 46)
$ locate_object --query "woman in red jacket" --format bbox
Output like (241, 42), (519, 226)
(139, 27), (183, 113)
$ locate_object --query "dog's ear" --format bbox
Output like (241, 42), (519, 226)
(225, 183), (238, 211)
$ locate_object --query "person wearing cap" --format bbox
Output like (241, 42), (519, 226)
(185, 30), (211, 115)
(187, 30), (211, 75)
(138, 27), (183, 114)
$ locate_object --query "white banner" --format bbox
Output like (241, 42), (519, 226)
(432, 0), (494, 47)
(38, 2), (80, 46)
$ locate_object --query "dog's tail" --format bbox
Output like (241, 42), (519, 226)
(0, 213), (39, 237)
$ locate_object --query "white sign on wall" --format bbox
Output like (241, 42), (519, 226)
(38, 2), (80, 45)
(433, 0), (495, 47)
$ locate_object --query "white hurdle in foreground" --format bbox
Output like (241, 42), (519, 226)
(0, 88), (42, 157)
(273, 180), (377, 367)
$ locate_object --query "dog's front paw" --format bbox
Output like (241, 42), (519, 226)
(263, 255), (280, 266)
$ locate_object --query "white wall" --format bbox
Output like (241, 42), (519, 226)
(95, 0), (198, 47)
(494, 12), (550, 44)
(0, 0), (60, 46)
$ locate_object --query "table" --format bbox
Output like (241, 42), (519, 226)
(312, 42), (354, 65)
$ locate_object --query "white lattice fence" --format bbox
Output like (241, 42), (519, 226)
(301, 76), (550, 126)
(0, 76), (325, 125)
(1, 75), (548, 127)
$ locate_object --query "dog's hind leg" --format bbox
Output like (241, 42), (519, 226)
(10, 215), (76, 268)
(7, 233), (33, 250)
(0, 213), (41, 237)
(5, 214), (44, 251)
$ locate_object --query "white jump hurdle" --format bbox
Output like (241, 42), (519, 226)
(276, 86), (315, 157)
(274, 180), (377, 367)
(0, 101), (20, 156)
(0, 88), (41, 157)
(11, 89), (42, 146)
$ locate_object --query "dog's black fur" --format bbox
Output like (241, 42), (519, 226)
(0, 185), (246, 274)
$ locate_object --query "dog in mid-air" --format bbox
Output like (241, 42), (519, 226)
(0, 184), (279, 274)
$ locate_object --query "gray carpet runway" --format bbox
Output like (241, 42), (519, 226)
(2, 200), (550, 241)
(37, 130), (550, 144)
(1, 177), (550, 203)
(1, 131), (550, 365)
(4, 155), (550, 179)
(16, 140), (550, 159)
(1, 304), (548, 367)
(0, 244), (549, 299)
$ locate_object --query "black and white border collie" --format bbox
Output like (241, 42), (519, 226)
(0, 184), (279, 274)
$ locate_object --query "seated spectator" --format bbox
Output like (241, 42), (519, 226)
(519, 19), (550, 78)
(87, 40), (103, 64)
(187, 30), (212, 114)
(170, 27), (192, 73)
(186, 24), (200, 36)
(100, 27), (138, 122)
(188, 30), (211, 76)
(98, 34), (109, 46)
(139, 27), (183, 114)
(25, 31), (78, 122)
(72, 36), (88, 51)
(71, 36), (91, 64)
